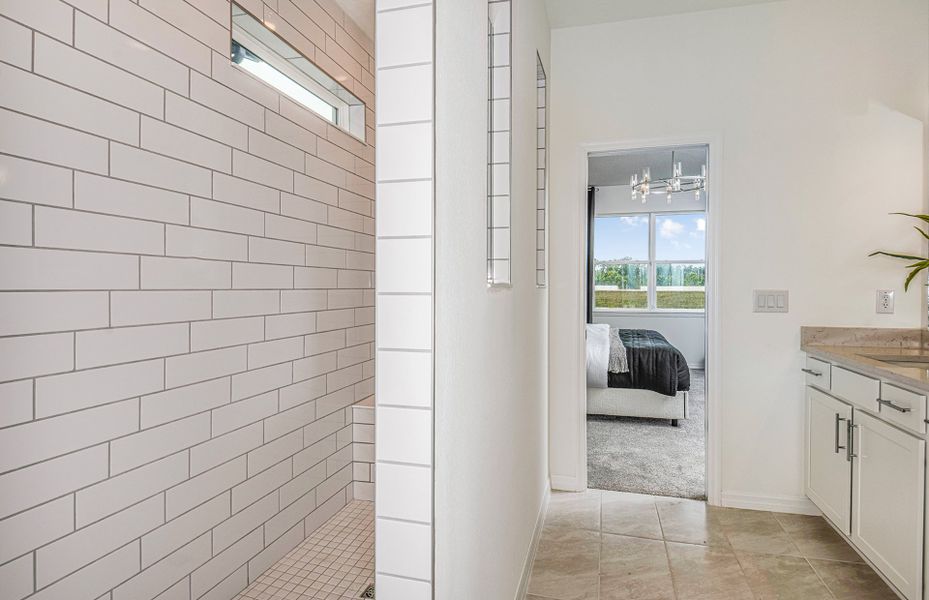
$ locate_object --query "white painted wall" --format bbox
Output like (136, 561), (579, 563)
(433, 0), (550, 597)
(549, 0), (928, 508)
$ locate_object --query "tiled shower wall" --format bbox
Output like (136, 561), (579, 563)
(374, 1), (434, 599)
(0, 1), (375, 599)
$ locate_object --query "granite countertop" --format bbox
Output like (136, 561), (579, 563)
(801, 327), (929, 392)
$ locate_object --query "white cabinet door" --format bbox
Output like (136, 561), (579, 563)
(851, 410), (925, 600)
(806, 387), (852, 534)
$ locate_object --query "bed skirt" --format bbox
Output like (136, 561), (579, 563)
(587, 386), (689, 421)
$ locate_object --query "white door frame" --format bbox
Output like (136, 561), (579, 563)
(575, 133), (723, 505)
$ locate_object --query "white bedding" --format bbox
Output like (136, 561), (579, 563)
(586, 324), (610, 389)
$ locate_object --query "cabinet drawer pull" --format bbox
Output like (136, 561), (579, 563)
(877, 398), (912, 413)
(834, 413), (847, 454)
(802, 368), (823, 377)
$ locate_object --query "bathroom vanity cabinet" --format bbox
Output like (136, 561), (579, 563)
(804, 354), (927, 600)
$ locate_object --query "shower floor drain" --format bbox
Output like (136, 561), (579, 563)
(359, 584), (375, 598)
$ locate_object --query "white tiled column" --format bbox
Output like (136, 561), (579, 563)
(374, 2), (435, 599)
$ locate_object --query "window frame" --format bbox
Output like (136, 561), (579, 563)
(230, 3), (366, 142)
(593, 211), (706, 314)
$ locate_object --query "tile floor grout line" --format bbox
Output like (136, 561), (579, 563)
(805, 555), (840, 600)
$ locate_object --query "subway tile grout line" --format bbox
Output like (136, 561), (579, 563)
(0, 1), (381, 598)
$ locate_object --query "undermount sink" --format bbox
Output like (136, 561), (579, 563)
(860, 354), (929, 368)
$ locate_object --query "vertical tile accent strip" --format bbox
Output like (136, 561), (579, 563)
(536, 53), (547, 287)
(487, 0), (512, 285)
(375, 0), (435, 598)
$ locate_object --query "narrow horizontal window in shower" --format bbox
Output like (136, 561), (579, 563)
(231, 2), (366, 141)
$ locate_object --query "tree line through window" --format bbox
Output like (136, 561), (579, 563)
(593, 212), (706, 310)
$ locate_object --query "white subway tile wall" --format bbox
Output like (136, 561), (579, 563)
(0, 1), (375, 599)
(375, 0), (434, 597)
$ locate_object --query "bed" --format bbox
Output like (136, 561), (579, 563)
(586, 327), (691, 426)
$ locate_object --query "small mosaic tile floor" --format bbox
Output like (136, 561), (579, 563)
(236, 500), (374, 600)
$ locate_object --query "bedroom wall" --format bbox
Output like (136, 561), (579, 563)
(548, 0), (928, 510)
(0, 1), (376, 599)
(434, 0), (551, 598)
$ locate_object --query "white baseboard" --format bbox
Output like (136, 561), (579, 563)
(515, 482), (550, 600)
(720, 491), (820, 515)
(550, 475), (583, 492)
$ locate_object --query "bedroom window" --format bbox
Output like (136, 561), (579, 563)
(594, 212), (705, 312)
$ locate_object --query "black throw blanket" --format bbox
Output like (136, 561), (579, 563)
(608, 329), (691, 396)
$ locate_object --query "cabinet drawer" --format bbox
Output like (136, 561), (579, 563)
(803, 356), (831, 390)
(831, 366), (879, 412)
(878, 383), (927, 434)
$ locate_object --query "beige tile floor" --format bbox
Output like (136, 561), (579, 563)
(526, 490), (899, 600)
(236, 500), (374, 600)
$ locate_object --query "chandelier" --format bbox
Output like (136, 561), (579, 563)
(630, 151), (707, 204)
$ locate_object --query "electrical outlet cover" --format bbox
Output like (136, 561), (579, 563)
(876, 289), (895, 314)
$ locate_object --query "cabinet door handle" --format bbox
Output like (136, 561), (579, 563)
(834, 413), (847, 454)
(802, 368), (823, 377)
(847, 421), (858, 462)
(877, 399), (912, 413)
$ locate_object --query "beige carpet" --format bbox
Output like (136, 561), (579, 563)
(587, 370), (705, 499)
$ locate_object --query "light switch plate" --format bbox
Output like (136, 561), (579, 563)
(876, 289), (895, 314)
(753, 289), (789, 313)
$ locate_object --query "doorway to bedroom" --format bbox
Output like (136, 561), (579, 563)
(585, 144), (709, 500)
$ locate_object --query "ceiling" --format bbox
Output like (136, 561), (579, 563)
(330, 0), (783, 43)
(332, 0), (374, 41)
(544, 0), (783, 29)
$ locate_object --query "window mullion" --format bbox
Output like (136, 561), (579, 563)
(649, 212), (657, 310)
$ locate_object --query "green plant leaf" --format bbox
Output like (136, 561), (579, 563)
(904, 263), (929, 291)
(869, 250), (927, 261)
(892, 212), (929, 225)
(913, 226), (929, 241)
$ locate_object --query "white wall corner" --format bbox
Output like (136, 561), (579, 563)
(550, 474), (584, 492)
(515, 482), (550, 600)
